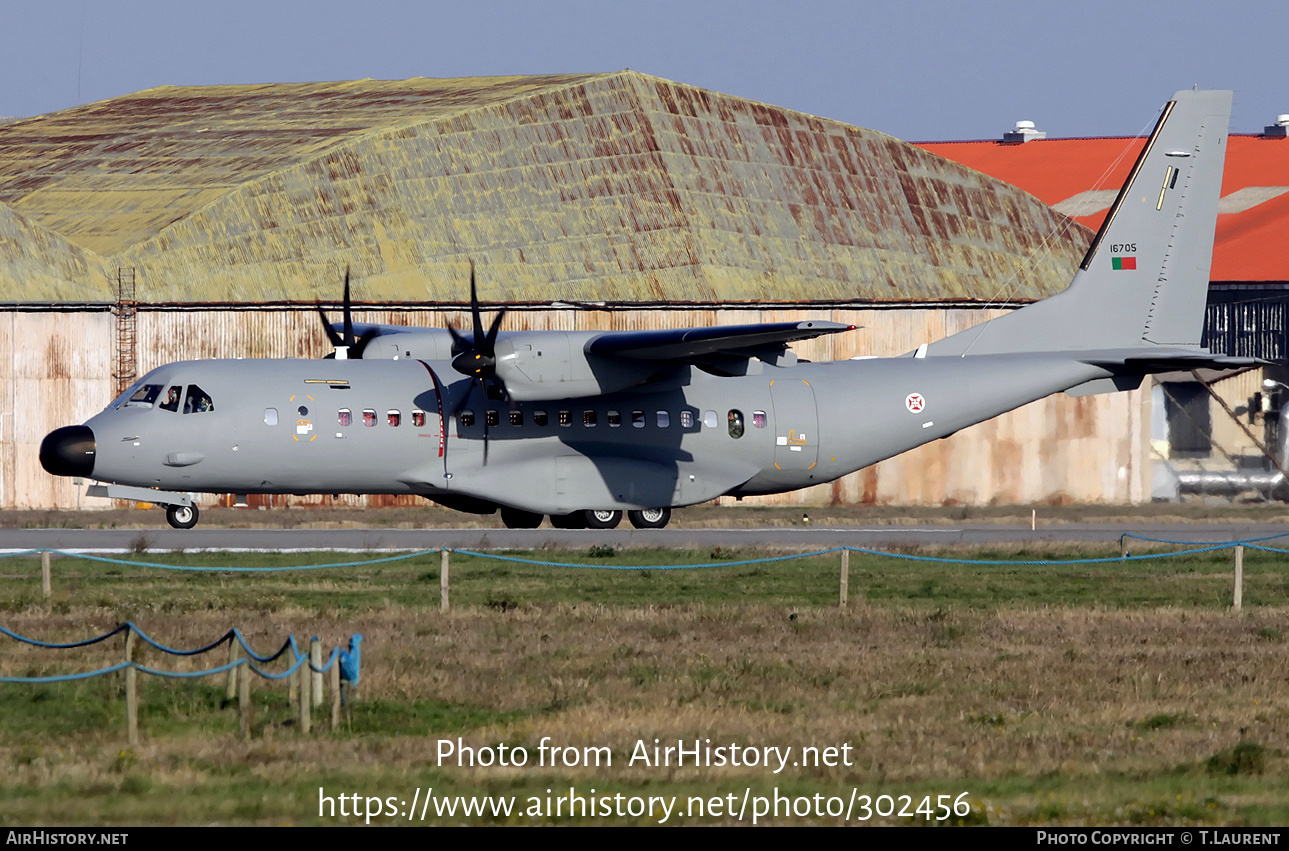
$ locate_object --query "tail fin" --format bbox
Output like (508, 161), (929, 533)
(929, 89), (1231, 356)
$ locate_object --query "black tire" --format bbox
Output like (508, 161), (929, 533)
(500, 507), (543, 529)
(549, 512), (588, 529)
(584, 509), (622, 530)
(627, 508), (670, 529)
(165, 503), (199, 530)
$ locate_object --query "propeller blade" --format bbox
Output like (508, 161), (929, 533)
(341, 266), (354, 346)
(316, 303), (344, 348)
(483, 308), (506, 353)
(468, 261), (485, 349)
(447, 323), (469, 355)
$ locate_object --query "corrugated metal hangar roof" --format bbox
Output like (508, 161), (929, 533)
(916, 134), (1288, 283)
(0, 72), (1089, 306)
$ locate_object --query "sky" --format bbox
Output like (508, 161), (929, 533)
(1, 0), (1286, 141)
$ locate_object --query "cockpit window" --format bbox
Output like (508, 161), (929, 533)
(183, 385), (214, 414)
(124, 384), (163, 408)
(159, 386), (182, 412)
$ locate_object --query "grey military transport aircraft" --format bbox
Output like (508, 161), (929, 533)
(41, 89), (1251, 530)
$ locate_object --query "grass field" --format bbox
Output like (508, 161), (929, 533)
(1, 541), (1287, 826)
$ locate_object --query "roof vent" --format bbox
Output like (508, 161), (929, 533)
(1003, 120), (1046, 143)
(1263, 114), (1289, 138)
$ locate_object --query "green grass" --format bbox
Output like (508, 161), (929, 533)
(0, 542), (1287, 825)
(0, 543), (1280, 613)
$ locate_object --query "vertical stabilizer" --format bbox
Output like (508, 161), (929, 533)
(929, 89), (1231, 356)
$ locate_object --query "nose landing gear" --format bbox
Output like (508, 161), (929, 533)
(165, 503), (200, 530)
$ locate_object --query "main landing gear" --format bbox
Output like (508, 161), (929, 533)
(499, 508), (670, 530)
(165, 503), (200, 530)
(628, 508), (670, 529)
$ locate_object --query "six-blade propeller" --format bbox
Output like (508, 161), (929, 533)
(316, 267), (380, 359)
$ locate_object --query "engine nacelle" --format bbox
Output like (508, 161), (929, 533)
(360, 329), (660, 400)
(495, 332), (659, 400)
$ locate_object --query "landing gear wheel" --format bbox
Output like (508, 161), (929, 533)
(500, 507), (543, 529)
(549, 512), (588, 529)
(584, 509), (623, 530)
(165, 503), (199, 530)
(627, 508), (670, 529)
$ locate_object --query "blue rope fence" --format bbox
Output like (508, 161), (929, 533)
(8, 539), (1278, 573)
(3, 535), (1276, 740)
(0, 620), (362, 743)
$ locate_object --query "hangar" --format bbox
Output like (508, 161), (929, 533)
(2, 72), (1129, 511)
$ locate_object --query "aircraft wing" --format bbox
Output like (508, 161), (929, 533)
(585, 321), (854, 361)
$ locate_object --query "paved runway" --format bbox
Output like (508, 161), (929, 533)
(4, 523), (1289, 552)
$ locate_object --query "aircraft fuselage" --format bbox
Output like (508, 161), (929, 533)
(68, 353), (1107, 516)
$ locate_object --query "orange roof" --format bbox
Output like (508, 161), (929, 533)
(914, 135), (1289, 283)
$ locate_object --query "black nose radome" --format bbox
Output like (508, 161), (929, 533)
(40, 426), (96, 478)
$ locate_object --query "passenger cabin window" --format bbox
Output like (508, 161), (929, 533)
(486, 410), (500, 427)
(703, 410), (719, 429)
(338, 408), (352, 426)
(680, 411), (694, 428)
(412, 410), (426, 427)
(363, 409), (377, 427)
(509, 410), (523, 426)
(159, 386), (181, 412)
(583, 410), (597, 427)
(534, 411), (549, 427)
(607, 410), (621, 427)
(632, 410), (645, 428)
(728, 409), (744, 439)
(387, 410), (401, 427)
(753, 411), (767, 429)
(459, 410), (475, 427)
(124, 384), (162, 408)
(559, 410), (572, 427)
(657, 410), (670, 428)
(183, 385), (214, 414)
(264, 408), (278, 426)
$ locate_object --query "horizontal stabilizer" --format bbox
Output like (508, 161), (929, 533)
(1077, 348), (1264, 372)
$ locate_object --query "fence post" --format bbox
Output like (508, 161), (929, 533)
(124, 628), (139, 746)
(225, 638), (239, 701)
(310, 638), (323, 708)
(299, 652), (311, 733)
(441, 548), (450, 612)
(330, 663), (341, 732)
(40, 551), (51, 599)
(839, 549), (849, 607)
(1233, 545), (1244, 611)
(1120, 535), (1129, 561)
(238, 660), (251, 740)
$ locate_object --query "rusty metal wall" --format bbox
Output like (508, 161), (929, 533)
(0, 312), (114, 508)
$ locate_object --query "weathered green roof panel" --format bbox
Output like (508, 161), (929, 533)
(0, 72), (1089, 305)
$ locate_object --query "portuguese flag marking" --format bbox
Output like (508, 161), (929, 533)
(1112, 256), (1137, 271)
